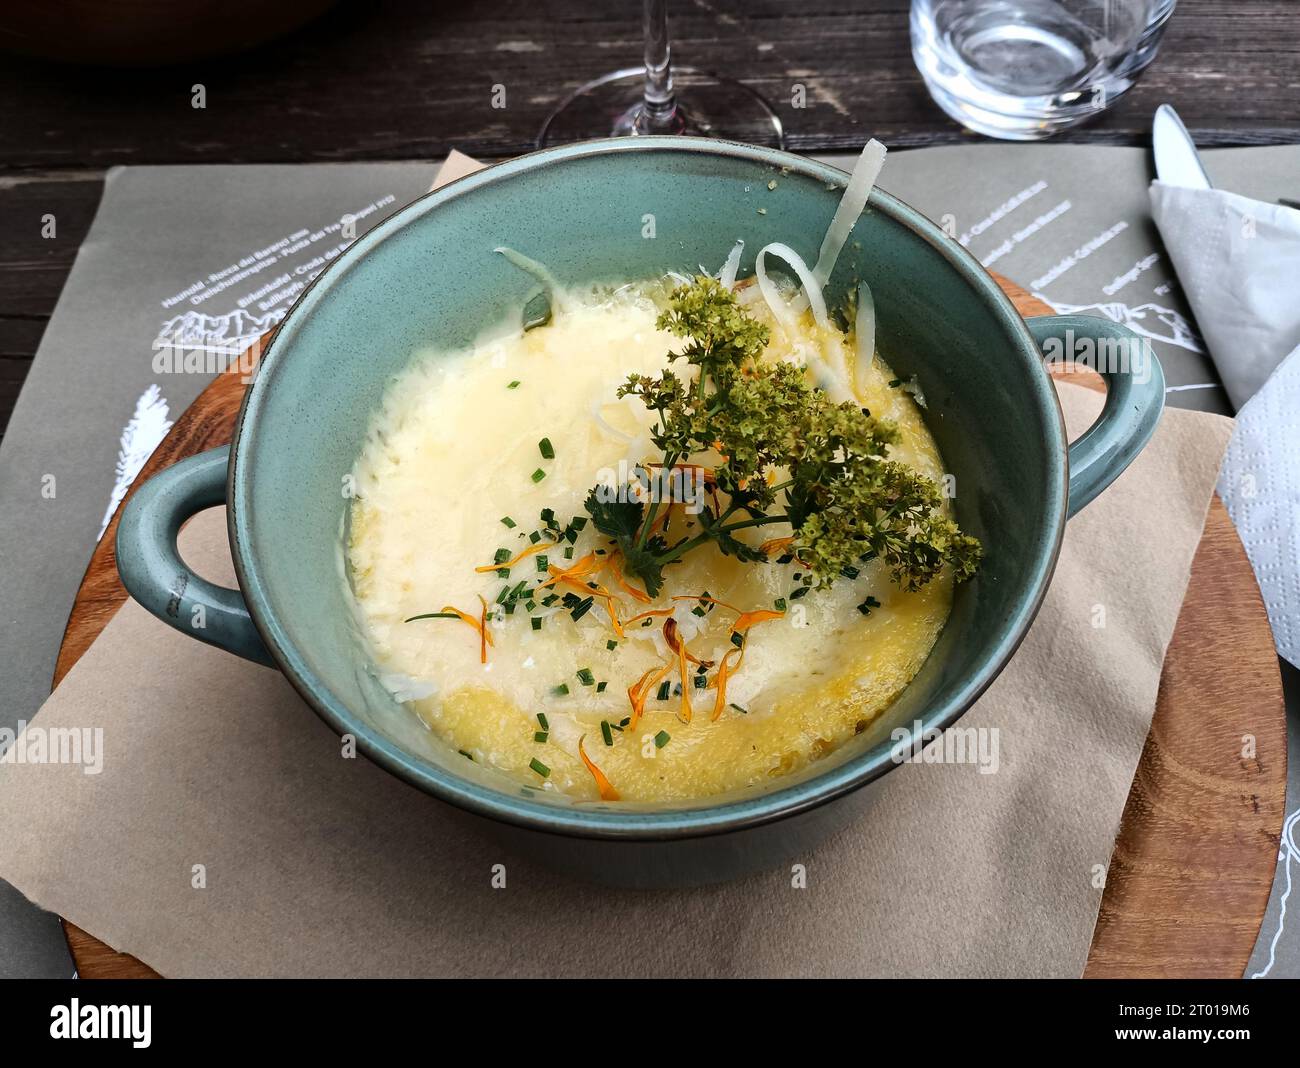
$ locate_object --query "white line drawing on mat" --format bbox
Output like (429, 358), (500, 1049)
(1036, 295), (1206, 353)
(1252, 807), (1300, 978)
(155, 307), (284, 354)
(98, 384), (173, 540)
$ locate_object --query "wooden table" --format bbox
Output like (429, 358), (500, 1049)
(2, 0), (1299, 439)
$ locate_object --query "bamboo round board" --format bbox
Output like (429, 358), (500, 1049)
(54, 276), (1286, 979)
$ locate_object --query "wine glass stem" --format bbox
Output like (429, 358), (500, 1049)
(641, 0), (679, 131)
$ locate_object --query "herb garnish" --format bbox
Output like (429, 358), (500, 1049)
(576, 277), (980, 597)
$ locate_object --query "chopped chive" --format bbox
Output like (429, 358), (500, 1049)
(531, 468), (546, 483)
(493, 548), (512, 564)
(656, 681), (671, 702)
(529, 757), (550, 778)
(531, 617), (542, 630)
(692, 605), (706, 617)
(730, 631), (744, 648)
(888, 378), (902, 388)
(403, 612), (460, 622)
(619, 717), (630, 727)
(729, 703), (749, 715)
(528, 530), (541, 544)
(500, 516), (517, 528)
(606, 639), (618, 651)
(536, 713), (549, 730)
(576, 667), (596, 686)
(654, 730), (671, 749)
(857, 595), (882, 616)
(507, 380), (521, 389)
(601, 721), (614, 746)
(840, 564), (860, 580)
(693, 674), (707, 689)
(570, 517), (588, 530)
(540, 507), (555, 523)
(552, 683), (569, 697)
(790, 586), (810, 599)
(563, 545), (575, 559)
(536, 555), (549, 571)
(458, 749), (475, 760)
(774, 597), (787, 612)
(596, 681), (608, 693)
(570, 597), (594, 621)
(496, 567), (510, 579)
(534, 731), (549, 743)
(538, 437), (555, 459)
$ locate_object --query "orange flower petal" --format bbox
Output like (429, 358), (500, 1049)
(578, 735), (620, 801)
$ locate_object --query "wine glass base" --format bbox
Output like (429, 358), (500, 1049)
(538, 66), (785, 148)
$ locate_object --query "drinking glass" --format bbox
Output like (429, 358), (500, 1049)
(537, 0), (784, 147)
(911, 0), (1177, 139)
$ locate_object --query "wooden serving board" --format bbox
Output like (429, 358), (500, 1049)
(53, 277), (1287, 979)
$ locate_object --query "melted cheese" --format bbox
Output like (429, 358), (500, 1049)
(348, 284), (953, 803)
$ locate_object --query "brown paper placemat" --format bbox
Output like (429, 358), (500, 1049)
(0, 383), (1232, 977)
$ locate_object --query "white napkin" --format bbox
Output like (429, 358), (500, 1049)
(1215, 349), (1300, 666)
(1150, 180), (1300, 666)
(1150, 182), (1300, 409)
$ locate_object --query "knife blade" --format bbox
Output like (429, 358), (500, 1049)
(1153, 104), (1213, 189)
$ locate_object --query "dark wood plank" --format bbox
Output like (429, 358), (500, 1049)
(0, 173), (103, 438)
(0, 0), (1295, 174)
(0, 174), (103, 314)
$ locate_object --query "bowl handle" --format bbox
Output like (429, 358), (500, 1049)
(1026, 315), (1166, 517)
(116, 445), (274, 666)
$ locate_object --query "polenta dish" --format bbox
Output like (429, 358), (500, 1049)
(346, 142), (981, 803)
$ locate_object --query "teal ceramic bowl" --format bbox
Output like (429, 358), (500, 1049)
(117, 137), (1163, 886)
